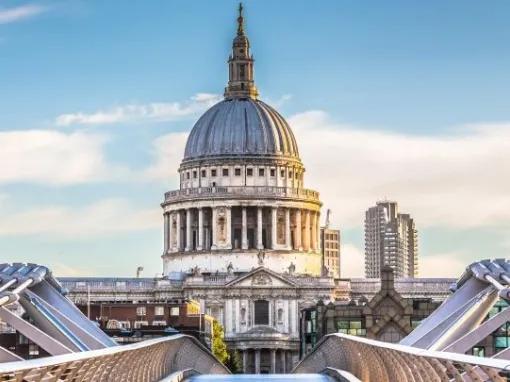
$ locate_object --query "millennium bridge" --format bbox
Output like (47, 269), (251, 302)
(1, 260), (510, 381)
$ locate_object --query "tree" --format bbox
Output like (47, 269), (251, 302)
(211, 321), (229, 364)
(225, 349), (243, 374)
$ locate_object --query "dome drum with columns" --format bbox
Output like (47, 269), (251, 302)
(162, 4), (322, 276)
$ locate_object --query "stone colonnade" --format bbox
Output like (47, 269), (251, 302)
(164, 206), (320, 253)
(240, 348), (295, 374)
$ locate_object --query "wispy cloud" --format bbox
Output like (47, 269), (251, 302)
(143, 132), (189, 182)
(341, 243), (466, 278)
(0, 130), (127, 185)
(56, 93), (222, 127)
(418, 253), (467, 278)
(0, 4), (47, 24)
(290, 111), (510, 231)
(0, 198), (159, 237)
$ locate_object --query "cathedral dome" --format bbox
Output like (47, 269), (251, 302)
(183, 98), (300, 161)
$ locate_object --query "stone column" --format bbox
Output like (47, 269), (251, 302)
(241, 207), (248, 250)
(185, 209), (192, 251)
(280, 350), (286, 373)
(295, 209), (302, 251)
(285, 208), (291, 250)
(257, 207), (263, 250)
(175, 211), (181, 251)
(316, 211), (321, 253)
(211, 207), (217, 250)
(310, 211), (317, 251)
(242, 350), (248, 373)
(304, 210), (310, 251)
(226, 206), (232, 249)
(197, 208), (204, 251)
(163, 213), (169, 253)
(286, 351), (292, 372)
(255, 349), (261, 374)
(270, 349), (276, 373)
(271, 207), (277, 250)
(169, 212), (175, 252)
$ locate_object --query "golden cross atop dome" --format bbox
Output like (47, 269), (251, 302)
(237, 2), (245, 36)
(225, 2), (258, 99)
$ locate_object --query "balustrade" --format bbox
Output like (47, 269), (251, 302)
(164, 186), (320, 203)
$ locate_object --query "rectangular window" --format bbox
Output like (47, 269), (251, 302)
(223, 168), (229, 176)
(258, 168), (265, 177)
(254, 300), (269, 325)
(235, 168), (241, 176)
(247, 168), (253, 176)
(170, 307), (180, 316)
(270, 168), (275, 177)
(154, 306), (165, 316)
(289, 171), (293, 178)
(336, 319), (365, 336)
(136, 306), (146, 316)
(280, 169), (285, 178)
(186, 172), (190, 180)
(201, 170), (206, 177)
(211, 169), (217, 177)
(193, 171), (197, 179)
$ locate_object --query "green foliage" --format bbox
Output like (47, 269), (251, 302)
(225, 349), (243, 374)
(211, 321), (229, 364)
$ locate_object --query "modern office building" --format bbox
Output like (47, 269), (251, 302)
(364, 201), (418, 278)
(320, 227), (341, 278)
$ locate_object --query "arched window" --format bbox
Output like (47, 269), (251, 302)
(254, 300), (269, 325)
(277, 308), (283, 322)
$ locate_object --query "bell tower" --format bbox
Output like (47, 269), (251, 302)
(224, 3), (259, 99)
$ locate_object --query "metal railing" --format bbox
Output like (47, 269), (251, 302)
(294, 333), (510, 381)
(164, 186), (320, 203)
(0, 335), (229, 382)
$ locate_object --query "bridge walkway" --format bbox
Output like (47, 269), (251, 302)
(187, 375), (336, 382)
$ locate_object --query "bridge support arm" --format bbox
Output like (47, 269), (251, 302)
(0, 307), (73, 356)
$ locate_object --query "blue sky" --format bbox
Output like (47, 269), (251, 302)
(0, 0), (509, 277)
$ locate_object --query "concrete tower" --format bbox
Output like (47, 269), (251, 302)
(364, 201), (418, 278)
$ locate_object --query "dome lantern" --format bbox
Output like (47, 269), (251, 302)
(224, 3), (259, 100)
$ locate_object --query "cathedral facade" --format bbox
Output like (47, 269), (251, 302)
(160, 5), (332, 373)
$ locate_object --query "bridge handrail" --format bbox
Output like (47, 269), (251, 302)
(0, 334), (229, 380)
(294, 333), (510, 380)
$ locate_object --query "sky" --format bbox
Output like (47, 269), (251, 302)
(0, 0), (509, 278)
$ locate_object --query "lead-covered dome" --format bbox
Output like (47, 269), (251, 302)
(182, 3), (301, 164)
(183, 98), (299, 161)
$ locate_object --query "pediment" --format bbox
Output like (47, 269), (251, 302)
(226, 267), (297, 288)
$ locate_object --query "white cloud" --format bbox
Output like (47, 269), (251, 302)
(419, 253), (466, 278)
(266, 94), (293, 108)
(0, 198), (160, 238)
(0, 130), (125, 185)
(340, 244), (467, 278)
(51, 263), (94, 277)
(56, 93), (222, 127)
(290, 111), (510, 230)
(143, 132), (189, 182)
(0, 4), (46, 24)
(341, 243), (365, 278)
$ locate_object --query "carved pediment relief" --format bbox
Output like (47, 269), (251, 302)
(226, 268), (297, 288)
(252, 273), (272, 286)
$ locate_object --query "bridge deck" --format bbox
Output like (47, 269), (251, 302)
(187, 374), (335, 381)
